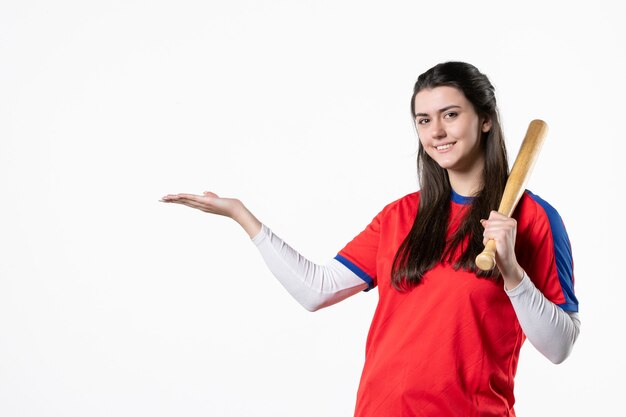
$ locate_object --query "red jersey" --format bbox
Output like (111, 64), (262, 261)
(335, 190), (577, 417)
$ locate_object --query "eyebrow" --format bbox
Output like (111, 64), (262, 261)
(414, 105), (462, 118)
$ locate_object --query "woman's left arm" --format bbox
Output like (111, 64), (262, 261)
(481, 210), (580, 364)
(505, 273), (580, 364)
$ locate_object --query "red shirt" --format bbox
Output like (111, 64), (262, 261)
(335, 191), (577, 417)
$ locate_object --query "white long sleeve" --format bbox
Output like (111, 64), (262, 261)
(505, 271), (581, 364)
(250, 224), (580, 362)
(251, 224), (368, 311)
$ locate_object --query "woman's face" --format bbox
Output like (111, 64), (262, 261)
(413, 86), (491, 175)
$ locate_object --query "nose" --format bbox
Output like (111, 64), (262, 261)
(431, 119), (446, 140)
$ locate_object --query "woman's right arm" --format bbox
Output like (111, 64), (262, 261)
(251, 224), (367, 311)
(161, 192), (367, 311)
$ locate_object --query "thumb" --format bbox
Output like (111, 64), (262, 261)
(203, 191), (219, 198)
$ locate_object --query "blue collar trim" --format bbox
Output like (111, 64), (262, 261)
(451, 189), (474, 205)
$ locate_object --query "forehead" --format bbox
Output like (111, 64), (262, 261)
(413, 86), (469, 114)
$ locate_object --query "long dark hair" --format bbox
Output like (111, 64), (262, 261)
(391, 62), (509, 290)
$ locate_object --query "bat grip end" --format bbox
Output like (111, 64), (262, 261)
(475, 240), (497, 271)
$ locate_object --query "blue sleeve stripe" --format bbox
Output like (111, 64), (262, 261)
(334, 254), (375, 291)
(527, 191), (579, 312)
(558, 302), (579, 312)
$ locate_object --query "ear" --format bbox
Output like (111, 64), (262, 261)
(481, 117), (492, 133)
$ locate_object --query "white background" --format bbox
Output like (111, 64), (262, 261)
(1, 1), (623, 415)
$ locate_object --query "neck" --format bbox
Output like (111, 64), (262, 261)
(447, 159), (484, 197)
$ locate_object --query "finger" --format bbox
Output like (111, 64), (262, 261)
(168, 195), (206, 206)
(176, 193), (205, 200)
(482, 224), (505, 243)
(173, 194), (217, 207)
(487, 210), (506, 221)
(161, 193), (197, 201)
(482, 232), (496, 246)
(171, 199), (211, 212)
(161, 194), (180, 201)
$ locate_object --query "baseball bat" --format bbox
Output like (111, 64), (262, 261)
(475, 119), (549, 271)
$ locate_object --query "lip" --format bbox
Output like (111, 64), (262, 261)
(434, 142), (456, 152)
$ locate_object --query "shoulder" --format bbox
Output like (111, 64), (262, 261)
(515, 191), (577, 312)
(517, 190), (565, 220)
(364, 191), (421, 234)
(379, 191), (420, 218)
(515, 190), (569, 239)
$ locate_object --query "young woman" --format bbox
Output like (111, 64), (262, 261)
(161, 62), (580, 416)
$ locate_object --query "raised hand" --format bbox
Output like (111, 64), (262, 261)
(161, 191), (241, 217)
(161, 191), (262, 237)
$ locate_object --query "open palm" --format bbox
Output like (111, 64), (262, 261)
(161, 191), (261, 237)
(161, 191), (241, 218)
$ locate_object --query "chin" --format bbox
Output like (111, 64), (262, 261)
(434, 159), (457, 170)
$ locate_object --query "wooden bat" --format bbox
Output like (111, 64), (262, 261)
(475, 119), (549, 271)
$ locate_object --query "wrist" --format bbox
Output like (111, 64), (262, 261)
(231, 201), (262, 238)
(501, 265), (524, 291)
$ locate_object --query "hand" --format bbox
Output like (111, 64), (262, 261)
(161, 191), (242, 218)
(480, 211), (524, 289)
(161, 191), (262, 238)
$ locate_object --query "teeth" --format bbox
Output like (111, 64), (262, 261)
(436, 143), (453, 150)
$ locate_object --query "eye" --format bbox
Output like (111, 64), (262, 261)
(416, 118), (429, 125)
(444, 112), (458, 119)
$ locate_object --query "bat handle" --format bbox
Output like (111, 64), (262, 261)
(475, 239), (497, 271)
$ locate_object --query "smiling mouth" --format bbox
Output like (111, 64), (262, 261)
(435, 142), (456, 151)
